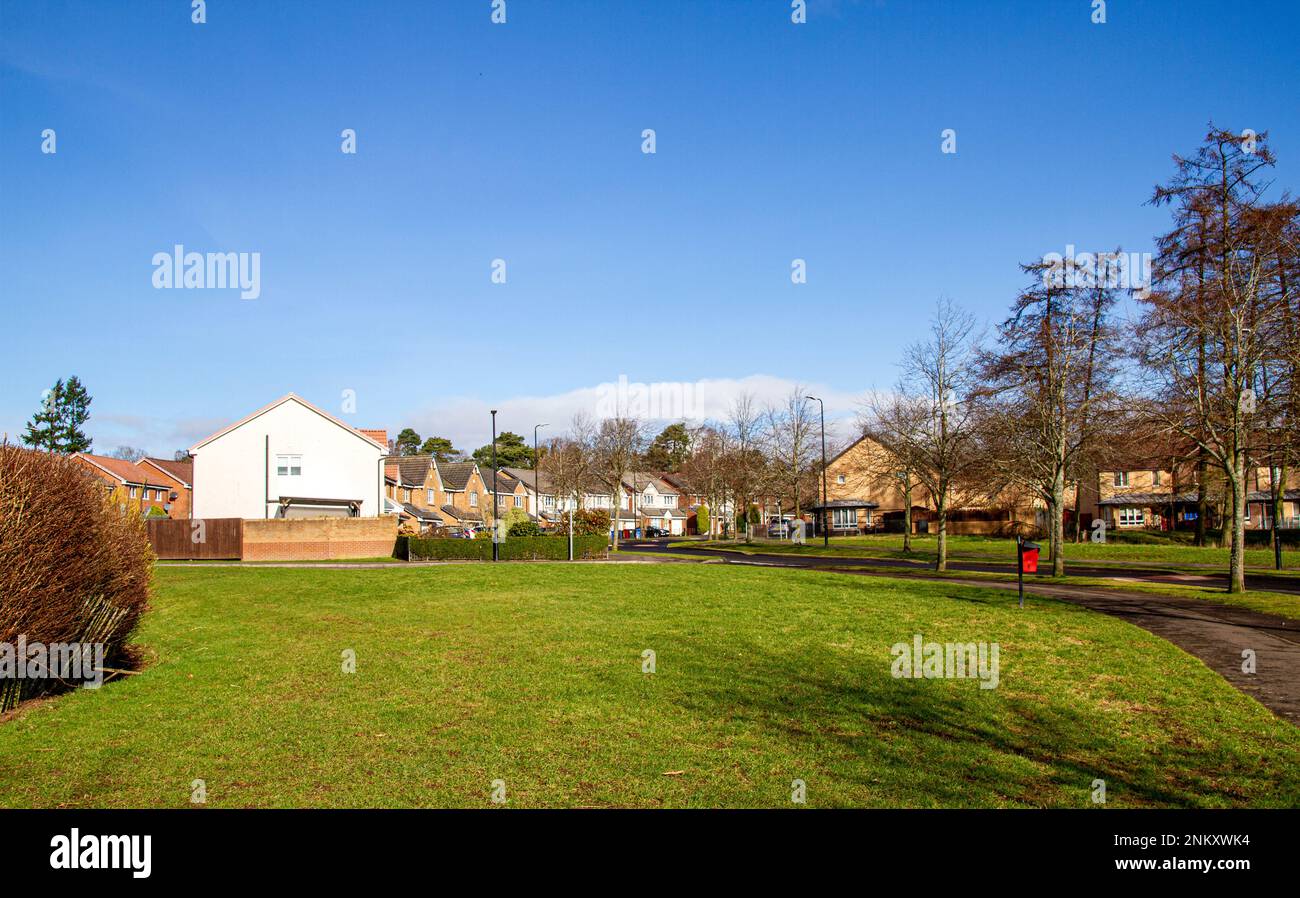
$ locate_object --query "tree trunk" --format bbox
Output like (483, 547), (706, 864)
(902, 479), (913, 552)
(935, 489), (948, 572)
(1195, 452), (1208, 547)
(1229, 458), (1247, 593)
(1272, 465), (1286, 571)
(1051, 471), (1066, 577)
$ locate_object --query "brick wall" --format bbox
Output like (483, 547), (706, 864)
(241, 516), (398, 561)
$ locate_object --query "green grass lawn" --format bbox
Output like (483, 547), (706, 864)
(821, 564), (1300, 621)
(1, 564), (1296, 808)
(685, 533), (1299, 570)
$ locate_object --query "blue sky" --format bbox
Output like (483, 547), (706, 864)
(2, 0), (1297, 454)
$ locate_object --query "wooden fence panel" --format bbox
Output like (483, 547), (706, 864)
(146, 518), (243, 560)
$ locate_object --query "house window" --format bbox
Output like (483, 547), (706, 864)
(470, 491), (478, 507)
(514, 496), (522, 507)
(277, 455), (302, 477)
(1152, 471), (1162, 486)
(545, 496), (555, 507)
(403, 489), (412, 502)
(837, 474), (846, 485)
(832, 508), (857, 528)
(1113, 472), (1129, 487)
(129, 487), (138, 499)
(1119, 508), (1144, 526)
(428, 489), (435, 504)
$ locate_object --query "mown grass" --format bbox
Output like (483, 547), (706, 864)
(685, 533), (1298, 570)
(819, 564), (1300, 621)
(1, 564), (1296, 808)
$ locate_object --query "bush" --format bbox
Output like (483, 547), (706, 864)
(405, 534), (608, 561)
(558, 508), (611, 537)
(0, 443), (153, 711)
(508, 520), (542, 537)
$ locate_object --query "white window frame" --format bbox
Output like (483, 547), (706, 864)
(1113, 471), (1128, 487)
(837, 474), (846, 485)
(1118, 507), (1143, 526)
(277, 454), (302, 477)
(129, 486), (138, 499)
(470, 491), (478, 507)
(428, 489), (436, 504)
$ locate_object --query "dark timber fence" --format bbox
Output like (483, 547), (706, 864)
(146, 518), (243, 560)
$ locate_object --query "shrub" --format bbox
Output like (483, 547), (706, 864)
(406, 534), (608, 561)
(0, 442), (153, 711)
(508, 520), (542, 537)
(695, 504), (709, 534)
(556, 508), (611, 536)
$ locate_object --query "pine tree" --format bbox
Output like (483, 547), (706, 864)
(22, 376), (93, 454)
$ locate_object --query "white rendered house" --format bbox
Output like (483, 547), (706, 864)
(190, 394), (387, 520)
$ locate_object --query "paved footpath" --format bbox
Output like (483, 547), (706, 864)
(622, 540), (1300, 724)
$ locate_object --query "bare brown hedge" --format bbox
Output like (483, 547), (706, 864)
(0, 442), (153, 710)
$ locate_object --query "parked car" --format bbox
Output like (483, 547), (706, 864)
(767, 521), (790, 538)
(645, 526), (669, 538)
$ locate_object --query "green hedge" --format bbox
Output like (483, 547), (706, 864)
(399, 534), (609, 561)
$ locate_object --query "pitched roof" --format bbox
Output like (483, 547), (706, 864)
(75, 453), (175, 487)
(140, 457), (192, 486)
(504, 466), (564, 495)
(641, 506), (688, 518)
(623, 472), (677, 494)
(439, 462), (478, 491)
(402, 502), (442, 522)
(440, 504), (484, 523)
(190, 393), (386, 452)
(396, 456), (435, 487)
(360, 429), (389, 448)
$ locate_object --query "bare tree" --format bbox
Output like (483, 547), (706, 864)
(976, 253), (1125, 576)
(723, 392), (765, 541)
(543, 413), (598, 516)
(858, 393), (929, 552)
(872, 299), (982, 571)
(764, 386), (818, 522)
(679, 423), (732, 537)
(591, 416), (645, 549)
(1140, 126), (1288, 592)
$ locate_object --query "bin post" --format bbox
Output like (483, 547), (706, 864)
(1017, 534), (1025, 609)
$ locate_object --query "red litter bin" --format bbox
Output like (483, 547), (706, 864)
(1016, 537), (1040, 608)
(1021, 544), (1039, 573)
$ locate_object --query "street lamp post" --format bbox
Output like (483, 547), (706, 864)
(809, 395), (828, 547)
(534, 423), (549, 528)
(490, 409), (499, 562)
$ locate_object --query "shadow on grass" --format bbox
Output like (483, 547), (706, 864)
(670, 632), (1285, 808)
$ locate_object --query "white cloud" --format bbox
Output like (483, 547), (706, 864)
(403, 374), (864, 449)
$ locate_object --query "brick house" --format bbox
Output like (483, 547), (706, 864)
(1097, 463), (1299, 531)
(138, 456), (193, 519)
(73, 453), (188, 518)
(385, 456), (445, 533)
(817, 435), (1049, 536)
(437, 461), (488, 529)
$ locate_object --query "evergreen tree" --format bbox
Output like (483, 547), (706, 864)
(394, 428), (422, 456)
(22, 376), (93, 454)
